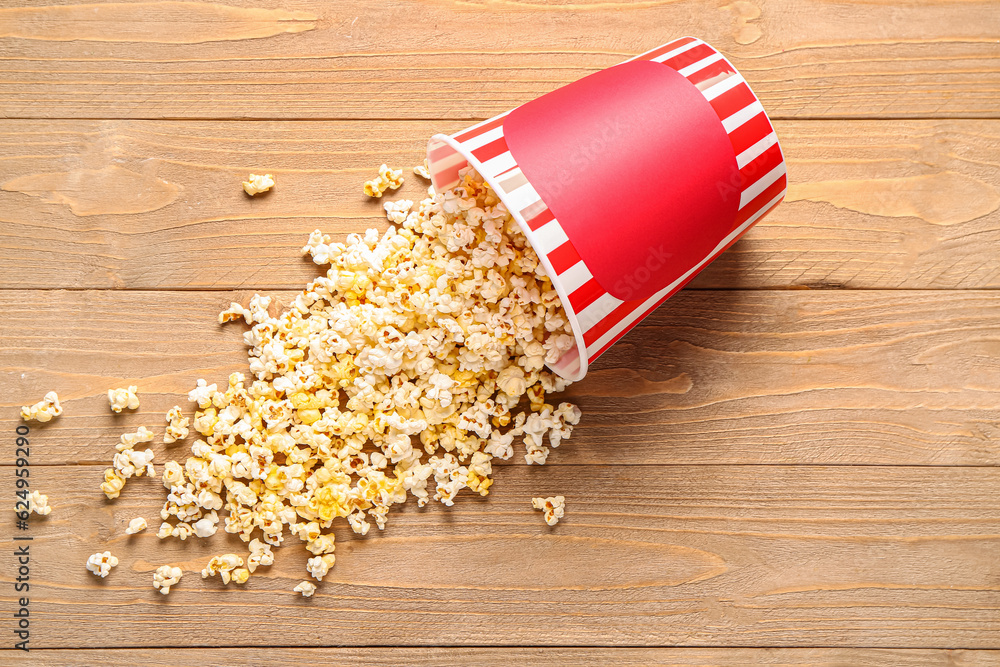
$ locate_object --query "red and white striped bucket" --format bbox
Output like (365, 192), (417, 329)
(428, 37), (786, 382)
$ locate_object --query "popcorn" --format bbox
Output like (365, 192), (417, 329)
(306, 553), (336, 581)
(363, 163), (403, 197)
(193, 511), (219, 538)
(187, 379), (217, 409)
(202, 554), (245, 584)
(347, 511), (370, 536)
(531, 495), (565, 526)
(164, 406), (190, 443)
(293, 581), (317, 597)
(247, 538), (274, 573)
(172, 522), (195, 541)
(108, 385), (139, 413)
(23, 490), (51, 516)
(524, 444), (549, 466)
(101, 469), (127, 500)
(86, 551), (119, 578)
(496, 365), (527, 398)
(114, 446), (155, 475)
(383, 199), (413, 224)
(242, 173), (275, 196)
(305, 533), (335, 556)
(162, 460), (185, 488)
(125, 517), (148, 534)
(119, 426), (155, 450)
(20, 391), (62, 423)
(119, 165), (582, 597)
(219, 302), (250, 324)
(413, 159), (431, 180)
(153, 565), (183, 594)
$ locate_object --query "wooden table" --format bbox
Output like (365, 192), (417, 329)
(1, 1), (998, 664)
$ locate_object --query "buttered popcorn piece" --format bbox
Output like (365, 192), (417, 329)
(306, 553), (336, 581)
(161, 460), (184, 488)
(187, 379), (217, 409)
(113, 445), (155, 477)
(119, 426), (155, 450)
(531, 495), (566, 526)
(20, 391), (62, 423)
(101, 469), (127, 500)
(22, 490), (52, 516)
(108, 385), (139, 413)
(153, 565), (183, 594)
(164, 406), (190, 443)
(202, 554), (245, 584)
(413, 159), (431, 180)
(193, 510), (220, 538)
(247, 538), (274, 573)
(242, 173), (275, 196)
(293, 581), (317, 597)
(100, 425), (157, 500)
(363, 163), (404, 197)
(126, 517), (148, 534)
(86, 551), (119, 578)
(347, 511), (371, 536)
(230, 567), (251, 584)
(383, 199), (413, 224)
(135, 165), (581, 595)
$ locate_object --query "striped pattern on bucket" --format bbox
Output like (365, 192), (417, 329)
(428, 37), (786, 381)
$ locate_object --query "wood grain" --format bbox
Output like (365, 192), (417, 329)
(0, 0), (995, 656)
(1, 119), (998, 291)
(7, 648), (1000, 666)
(3, 289), (1000, 467)
(1, 464), (997, 648)
(0, 0), (996, 119)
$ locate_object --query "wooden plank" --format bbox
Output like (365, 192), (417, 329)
(0, 0), (996, 120)
(1, 119), (999, 291)
(7, 648), (1000, 666)
(1, 464), (997, 648)
(3, 289), (1000, 467)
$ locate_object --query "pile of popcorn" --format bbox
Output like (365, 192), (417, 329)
(20, 164), (579, 597)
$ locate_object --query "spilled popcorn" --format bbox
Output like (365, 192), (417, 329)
(90, 166), (579, 597)
(86, 551), (119, 578)
(201, 554), (246, 584)
(242, 173), (275, 196)
(20, 391), (62, 423)
(108, 385), (140, 413)
(383, 198), (413, 224)
(294, 581), (317, 597)
(413, 159), (431, 180)
(102, 426), (157, 500)
(21, 490), (52, 516)
(164, 406), (190, 444)
(247, 538), (274, 572)
(125, 517), (148, 534)
(363, 163), (404, 197)
(153, 565), (183, 594)
(307, 553), (337, 581)
(531, 495), (566, 526)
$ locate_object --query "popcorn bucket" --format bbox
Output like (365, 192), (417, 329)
(427, 37), (786, 382)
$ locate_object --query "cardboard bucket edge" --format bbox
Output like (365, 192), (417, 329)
(427, 37), (787, 382)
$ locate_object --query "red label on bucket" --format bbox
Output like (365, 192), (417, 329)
(504, 59), (740, 301)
